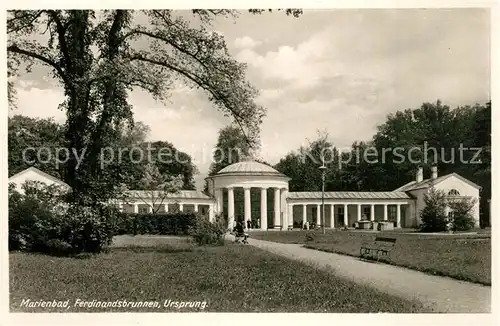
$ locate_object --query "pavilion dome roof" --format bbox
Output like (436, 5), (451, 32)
(217, 161), (285, 176)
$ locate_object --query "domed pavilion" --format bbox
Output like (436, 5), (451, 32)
(205, 160), (291, 230)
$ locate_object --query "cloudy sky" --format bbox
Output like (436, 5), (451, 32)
(10, 9), (490, 189)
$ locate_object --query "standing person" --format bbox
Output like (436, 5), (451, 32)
(247, 220), (251, 230)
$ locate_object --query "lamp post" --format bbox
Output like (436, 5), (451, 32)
(319, 159), (327, 235)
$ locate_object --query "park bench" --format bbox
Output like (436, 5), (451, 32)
(360, 237), (397, 261)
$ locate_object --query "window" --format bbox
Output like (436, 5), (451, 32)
(448, 189), (460, 196)
(448, 211), (455, 218)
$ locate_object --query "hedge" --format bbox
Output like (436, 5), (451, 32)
(116, 212), (198, 236)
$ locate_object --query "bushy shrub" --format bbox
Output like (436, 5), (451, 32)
(44, 239), (73, 256)
(8, 181), (121, 255)
(8, 181), (68, 252)
(419, 187), (448, 232)
(448, 197), (477, 231)
(305, 232), (317, 242)
(61, 204), (120, 253)
(188, 214), (226, 246)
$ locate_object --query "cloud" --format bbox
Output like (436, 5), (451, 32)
(233, 36), (261, 49)
(10, 85), (66, 122)
(236, 28), (336, 89)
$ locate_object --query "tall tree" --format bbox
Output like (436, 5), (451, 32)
(208, 124), (253, 176)
(470, 101), (491, 227)
(372, 100), (484, 190)
(275, 131), (340, 192)
(7, 10), (276, 204)
(120, 121), (151, 146)
(136, 140), (198, 190)
(123, 163), (183, 215)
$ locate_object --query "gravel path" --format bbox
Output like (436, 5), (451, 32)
(234, 235), (491, 313)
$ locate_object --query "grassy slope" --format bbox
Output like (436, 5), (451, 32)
(10, 243), (426, 313)
(251, 230), (491, 285)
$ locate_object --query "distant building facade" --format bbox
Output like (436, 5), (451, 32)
(9, 163), (481, 230)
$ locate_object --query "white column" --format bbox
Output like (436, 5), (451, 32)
(164, 203), (169, 213)
(357, 204), (362, 221)
(179, 203), (184, 212)
(288, 204), (294, 229)
(344, 203), (348, 226)
(260, 187), (268, 230)
(215, 188), (223, 215)
(273, 188), (280, 229)
(302, 204), (307, 226)
(329, 204), (334, 228)
(209, 204), (215, 222)
(383, 204), (388, 220)
(228, 187), (235, 230)
(316, 204), (321, 226)
(148, 205), (153, 213)
(370, 204), (375, 221)
(133, 203), (139, 214)
(281, 188), (288, 230)
(194, 204), (199, 213)
(396, 204), (402, 227)
(244, 187), (251, 228)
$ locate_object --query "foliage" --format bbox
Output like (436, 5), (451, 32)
(419, 187), (448, 232)
(8, 181), (68, 252)
(304, 231), (317, 242)
(8, 181), (119, 255)
(275, 130), (339, 191)
(188, 214), (226, 246)
(121, 162), (183, 214)
(208, 124), (254, 176)
(7, 10), (270, 205)
(116, 212), (197, 235)
(248, 9), (303, 17)
(136, 141), (198, 190)
(44, 239), (73, 256)
(8, 115), (64, 178)
(448, 197), (477, 231)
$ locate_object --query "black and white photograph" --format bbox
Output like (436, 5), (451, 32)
(2, 3), (496, 324)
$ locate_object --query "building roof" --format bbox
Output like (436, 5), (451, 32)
(288, 191), (412, 200)
(216, 160), (287, 177)
(394, 172), (482, 192)
(125, 190), (212, 200)
(8, 167), (69, 188)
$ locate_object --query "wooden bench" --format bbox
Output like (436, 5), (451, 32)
(360, 237), (397, 261)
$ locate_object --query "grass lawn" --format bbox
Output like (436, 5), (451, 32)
(251, 230), (491, 285)
(9, 238), (426, 313)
